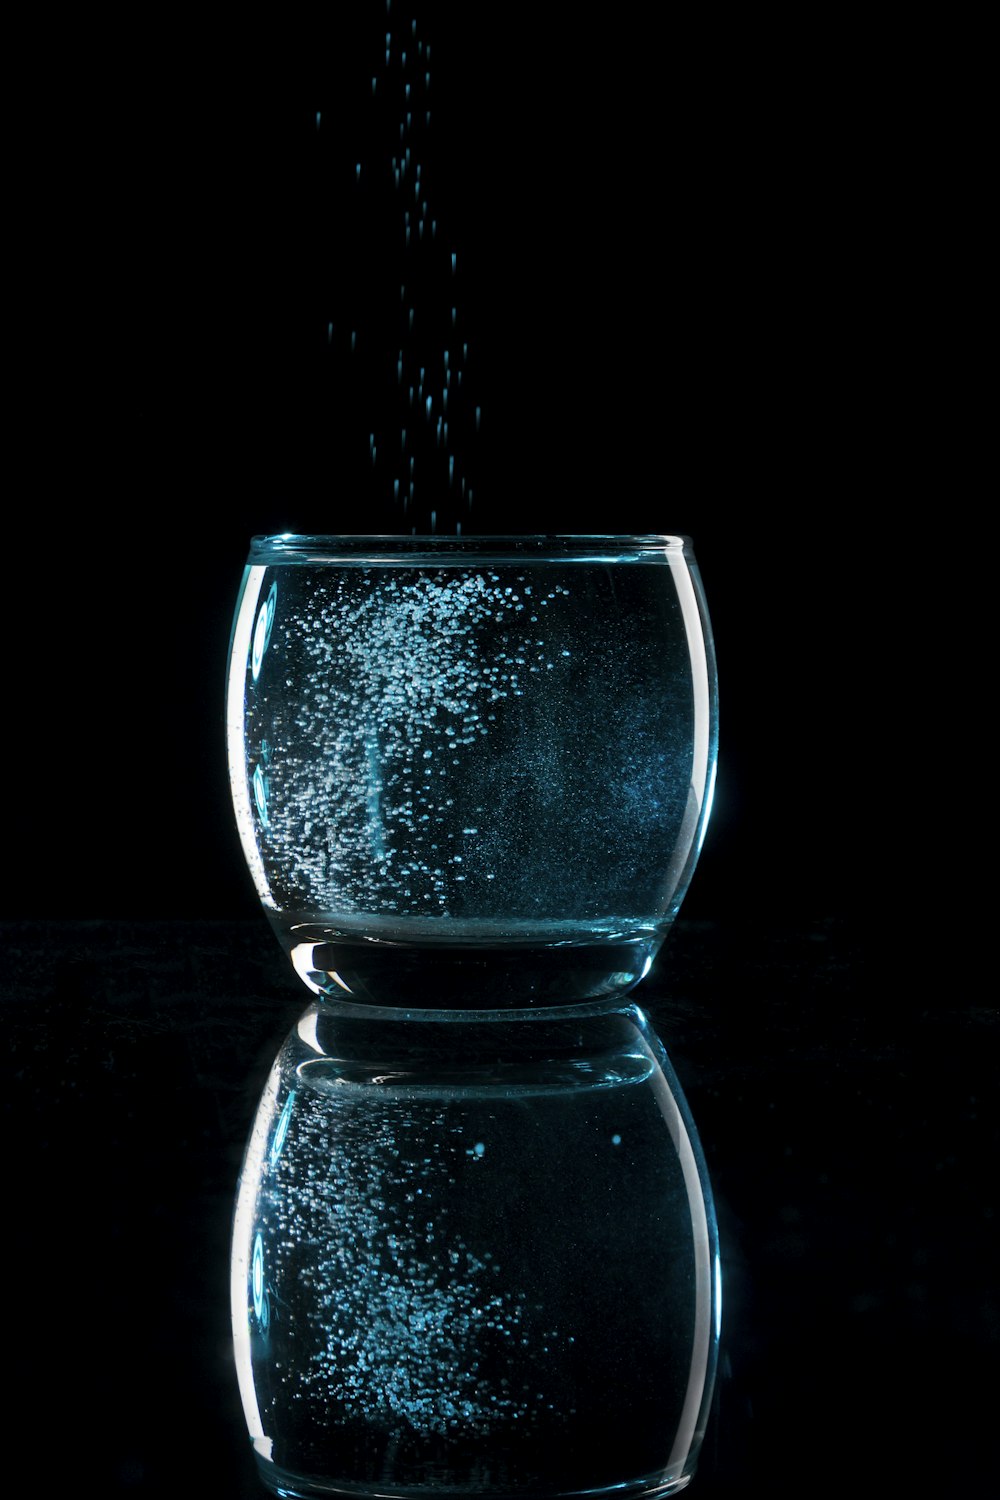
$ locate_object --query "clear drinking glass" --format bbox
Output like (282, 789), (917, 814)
(227, 535), (720, 1498)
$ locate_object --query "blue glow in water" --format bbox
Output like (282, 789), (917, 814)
(271, 1091), (297, 1166)
(250, 583), (277, 682)
(252, 1231), (265, 1320)
(252, 763), (270, 829)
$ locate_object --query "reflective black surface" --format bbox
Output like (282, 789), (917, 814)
(6, 913), (990, 1496)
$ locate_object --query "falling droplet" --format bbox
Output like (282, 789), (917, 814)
(327, 322), (333, 343)
(356, 163), (361, 181)
(315, 111), (321, 130)
(475, 406), (482, 431)
(452, 252), (457, 274)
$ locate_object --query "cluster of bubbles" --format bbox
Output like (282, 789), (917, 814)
(257, 1077), (567, 1441)
(320, 2), (479, 533)
(255, 566), (576, 920)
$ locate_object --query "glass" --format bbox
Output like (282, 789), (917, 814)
(227, 534), (720, 1497)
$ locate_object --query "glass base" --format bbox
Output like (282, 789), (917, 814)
(255, 1452), (694, 1499)
(276, 913), (666, 1009)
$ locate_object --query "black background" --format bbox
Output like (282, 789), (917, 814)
(8, 7), (864, 927)
(5, 8), (986, 1499)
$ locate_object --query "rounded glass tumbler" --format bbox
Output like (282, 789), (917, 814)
(226, 535), (717, 1010)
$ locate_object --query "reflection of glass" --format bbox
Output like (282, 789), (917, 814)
(234, 1004), (719, 1496)
(227, 535), (720, 1497)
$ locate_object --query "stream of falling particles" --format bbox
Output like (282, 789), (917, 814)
(318, 2), (483, 535)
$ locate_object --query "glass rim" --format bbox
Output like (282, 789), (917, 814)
(247, 533), (694, 563)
